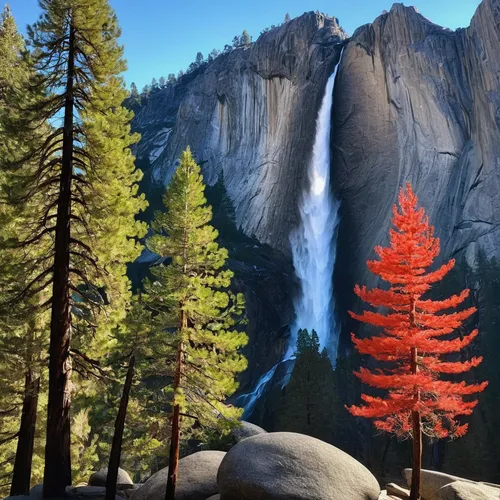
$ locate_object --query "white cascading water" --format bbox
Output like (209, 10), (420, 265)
(288, 69), (340, 361)
(237, 54), (342, 416)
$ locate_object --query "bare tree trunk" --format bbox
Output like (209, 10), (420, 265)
(165, 331), (183, 500)
(43, 18), (75, 498)
(165, 210), (189, 500)
(106, 355), (136, 500)
(410, 345), (422, 500)
(409, 295), (421, 500)
(10, 370), (40, 496)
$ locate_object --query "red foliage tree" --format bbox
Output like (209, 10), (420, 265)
(346, 183), (487, 500)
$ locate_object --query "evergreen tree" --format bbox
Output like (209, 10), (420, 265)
(0, 7), (48, 495)
(150, 77), (158, 92)
(240, 30), (251, 46)
(284, 13), (291, 23)
(207, 49), (220, 63)
(276, 329), (337, 442)
(159, 76), (166, 88)
(143, 148), (247, 500)
(130, 82), (138, 97)
(167, 73), (176, 85)
(195, 52), (204, 66)
(347, 184), (487, 500)
(231, 35), (240, 48)
(177, 69), (184, 79)
(0, 1), (148, 495)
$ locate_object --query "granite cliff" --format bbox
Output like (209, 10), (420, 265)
(130, 0), (500, 404)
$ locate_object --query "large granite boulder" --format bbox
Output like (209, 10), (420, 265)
(217, 432), (380, 499)
(129, 451), (225, 500)
(89, 468), (133, 487)
(437, 481), (500, 500)
(230, 421), (267, 444)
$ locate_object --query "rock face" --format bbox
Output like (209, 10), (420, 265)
(88, 468), (133, 487)
(217, 432), (381, 499)
(131, 0), (500, 426)
(134, 13), (346, 253)
(131, 13), (347, 395)
(332, 0), (500, 302)
(129, 451), (225, 500)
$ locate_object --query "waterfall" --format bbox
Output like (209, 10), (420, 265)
(288, 67), (341, 362)
(237, 53), (342, 415)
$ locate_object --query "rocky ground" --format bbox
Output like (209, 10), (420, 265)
(7, 425), (500, 499)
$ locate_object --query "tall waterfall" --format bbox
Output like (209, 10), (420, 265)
(288, 69), (340, 362)
(238, 56), (342, 415)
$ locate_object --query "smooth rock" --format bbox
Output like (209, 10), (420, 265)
(386, 483), (410, 499)
(129, 451), (225, 500)
(205, 496), (220, 500)
(230, 421), (267, 443)
(89, 468), (133, 487)
(438, 481), (500, 500)
(403, 470), (477, 500)
(217, 431), (380, 499)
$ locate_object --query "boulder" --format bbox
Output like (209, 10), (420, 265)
(89, 468), (133, 487)
(386, 483), (410, 499)
(437, 481), (500, 500)
(230, 421), (267, 444)
(403, 469), (477, 500)
(217, 432), (380, 500)
(129, 451), (225, 500)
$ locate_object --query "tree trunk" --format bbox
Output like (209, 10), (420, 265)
(165, 209), (189, 500)
(165, 330), (183, 500)
(43, 18), (75, 498)
(10, 370), (40, 496)
(410, 346), (422, 500)
(106, 355), (136, 500)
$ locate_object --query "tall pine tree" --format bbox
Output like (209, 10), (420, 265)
(0, 1), (147, 496)
(143, 148), (247, 500)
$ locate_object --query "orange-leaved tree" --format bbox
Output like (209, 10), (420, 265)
(346, 183), (487, 500)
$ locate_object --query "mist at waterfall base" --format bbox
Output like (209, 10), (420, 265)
(236, 63), (341, 417)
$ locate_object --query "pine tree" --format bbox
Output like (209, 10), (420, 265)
(159, 76), (166, 88)
(277, 329), (336, 442)
(0, 1), (148, 496)
(0, 7), (49, 495)
(231, 35), (240, 48)
(284, 13), (291, 23)
(208, 49), (220, 63)
(167, 73), (176, 85)
(240, 30), (251, 46)
(142, 148), (247, 500)
(130, 82), (138, 97)
(347, 184), (487, 500)
(151, 77), (159, 92)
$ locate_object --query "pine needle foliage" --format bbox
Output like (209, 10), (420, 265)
(142, 148), (247, 499)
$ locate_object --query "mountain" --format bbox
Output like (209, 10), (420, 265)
(129, 0), (500, 477)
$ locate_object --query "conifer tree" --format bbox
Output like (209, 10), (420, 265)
(159, 76), (166, 88)
(240, 30), (251, 46)
(0, 7), (48, 495)
(347, 184), (487, 500)
(143, 148), (247, 500)
(130, 82), (138, 97)
(167, 73), (176, 84)
(277, 329), (337, 442)
(0, 1), (147, 496)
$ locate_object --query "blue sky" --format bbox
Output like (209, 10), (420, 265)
(10, 0), (481, 89)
